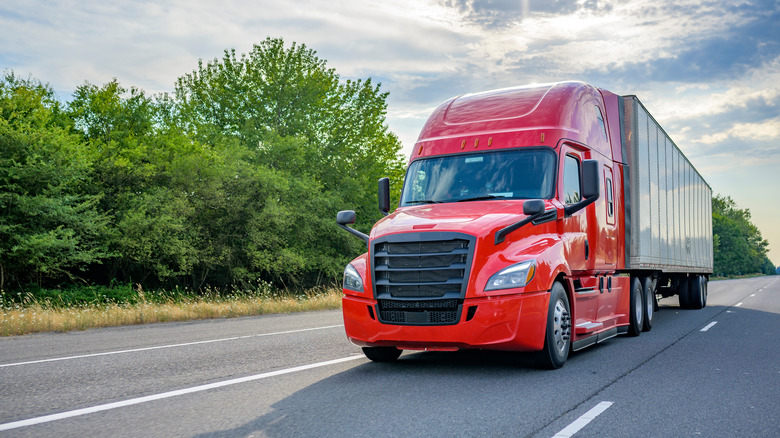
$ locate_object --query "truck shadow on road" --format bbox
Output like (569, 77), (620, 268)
(191, 341), (630, 437)
(193, 301), (779, 437)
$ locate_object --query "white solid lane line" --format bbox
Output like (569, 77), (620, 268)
(0, 355), (364, 432)
(552, 401), (614, 438)
(0, 324), (344, 368)
(700, 321), (718, 332)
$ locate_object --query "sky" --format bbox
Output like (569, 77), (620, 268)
(1, 0), (779, 266)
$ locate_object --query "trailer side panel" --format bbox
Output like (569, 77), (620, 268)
(623, 96), (713, 273)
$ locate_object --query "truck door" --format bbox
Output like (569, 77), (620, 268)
(596, 167), (621, 324)
(560, 146), (599, 326)
(595, 167), (618, 268)
(560, 147), (591, 272)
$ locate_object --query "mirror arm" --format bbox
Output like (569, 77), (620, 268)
(338, 224), (369, 246)
(563, 193), (599, 217)
(495, 210), (548, 245)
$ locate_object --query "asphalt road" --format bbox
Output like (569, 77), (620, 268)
(1, 276), (778, 437)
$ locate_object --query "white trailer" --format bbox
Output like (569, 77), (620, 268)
(621, 96), (713, 308)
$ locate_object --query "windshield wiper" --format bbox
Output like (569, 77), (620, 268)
(406, 199), (444, 205)
(457, 195), (506, 202)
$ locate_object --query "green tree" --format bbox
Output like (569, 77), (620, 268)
(171, 37), (405, 286)
(173, 37), (405, 226)
(760, 256), (777, 275)
(67, 80), (198, 284)
(0, 73), (109, 288)
(3, 38), (407, 292)
(712, 195), (772, 276)
(174, 135), (361, 289)
(64, 76), (366, 289)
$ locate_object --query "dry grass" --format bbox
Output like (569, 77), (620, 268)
(1, 288), (343, 336)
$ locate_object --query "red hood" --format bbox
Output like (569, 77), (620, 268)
(372, 200), (547, 240)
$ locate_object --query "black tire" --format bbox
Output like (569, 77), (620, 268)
(678, 277), (691, 309)
(702, 276), (708, 308)
(535, 282), (571, 369)
(628, 277), (643, 336)
(642, 277), (655, 332)
(362, 346), (402, 362)
(690, 275), (707, 309)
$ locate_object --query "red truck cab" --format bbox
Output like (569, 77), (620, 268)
(337, 81), (708, 368)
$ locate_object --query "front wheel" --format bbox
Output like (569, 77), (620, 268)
(535, 282), (571, 369)
(362, 346), (402, 362)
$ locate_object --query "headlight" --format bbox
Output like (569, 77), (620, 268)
(485, 260), (536, 291)
(343, 264), (364, 292)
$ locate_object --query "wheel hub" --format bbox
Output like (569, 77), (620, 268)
(553, 299), (571, 352)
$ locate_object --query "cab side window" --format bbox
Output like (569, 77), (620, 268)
(564, 155), (581, 204)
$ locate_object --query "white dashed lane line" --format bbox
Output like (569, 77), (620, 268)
(700, 321), (718, 332)
(552, 401), (614, 438)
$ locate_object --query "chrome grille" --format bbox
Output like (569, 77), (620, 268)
(372, 233), (474, 326)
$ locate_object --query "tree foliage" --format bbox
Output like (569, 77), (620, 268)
(0, 73), (109, 289)
(712, 195), (775, 276)
(1, 38), (405, 291)
(174, 37), (405, 225)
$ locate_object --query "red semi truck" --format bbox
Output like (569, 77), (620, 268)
(337, 81), (713, 368)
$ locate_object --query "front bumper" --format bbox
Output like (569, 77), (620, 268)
(342, 291), (549, 352)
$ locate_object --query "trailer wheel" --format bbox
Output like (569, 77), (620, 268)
(702, 277), (708, 307)
(678, 277), (691, 309)
(642, 277), (655, 332)
(535, 282), (571, 369)
(362, 347), (402, 362)
(689, 275), (707, 309)
(628, 277), (643, 336)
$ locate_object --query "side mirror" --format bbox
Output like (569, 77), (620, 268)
(336, 210), (368, 245)
(582, 159), (600, 199)
(378, 177), (390, 216)
(563, 159), (601, 217)
(522, 199), (545, 216)
(336, 210), (357, 226)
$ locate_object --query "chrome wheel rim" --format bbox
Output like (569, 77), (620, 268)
(646, 285), (654, 321)
(552, 299), (571, 353)
(635, 285), (643, 327)
(702, 278), (707, 306)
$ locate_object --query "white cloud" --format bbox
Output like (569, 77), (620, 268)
(654, 58), (780, 123)
(697, 119), (780, 144)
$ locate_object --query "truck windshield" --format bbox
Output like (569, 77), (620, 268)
(400, 148), (556, 206)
